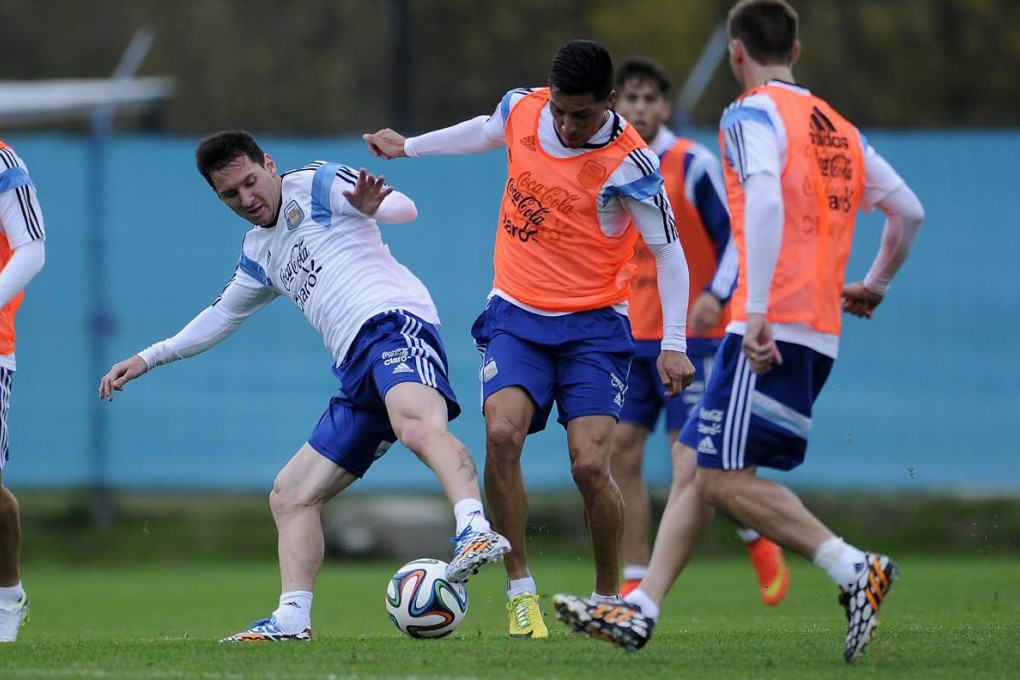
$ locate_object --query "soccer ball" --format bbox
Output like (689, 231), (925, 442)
(385, 558), (468, 639)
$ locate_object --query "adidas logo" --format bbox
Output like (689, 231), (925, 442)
(520, 135), (537, 151)
(696, 436), (718, 455)
(392, 362), (414, 375)
(283, 601), (301, 608)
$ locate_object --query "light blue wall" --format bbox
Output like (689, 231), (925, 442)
(4, 131), (1018, 492)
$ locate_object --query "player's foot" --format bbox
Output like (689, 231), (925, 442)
(840, 553), (899, 663)
(219, 616), (312, 643)
(747, 537), (789, 606)
(620, 578), (642, 597)
(0, 594), (29, 642)
(507, 593), (548, 639)
(552, 593), (653, 652)
(446, 527), (510, 583)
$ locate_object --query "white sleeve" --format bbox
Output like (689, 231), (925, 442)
(0, 240), (44, 308)
(860, 144), (907, 211)
(404, 89), (531, 157)
(647, 240), (690, 352)
(721, 105), (785, 314)
(720, 104), (784, 182)
(0, 149), (46, 249)
(862, 183), (924, 295)
(138, 272), (278, 369)
(609, 147), (678, 246)
(405, 115), (506, 157)
(742, 172), (785, 314)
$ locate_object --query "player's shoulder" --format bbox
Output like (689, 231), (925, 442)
(498, 87), (540, 119)
(0, 141), (25, 169)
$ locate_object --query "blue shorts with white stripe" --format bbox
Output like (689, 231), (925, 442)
(308, 310), (459, 478)
(679, 333), (832, 471)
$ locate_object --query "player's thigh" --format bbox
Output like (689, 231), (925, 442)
(274, 441), (360, 505)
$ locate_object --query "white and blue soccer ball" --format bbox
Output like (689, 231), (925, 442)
(385, 558), (468, 639)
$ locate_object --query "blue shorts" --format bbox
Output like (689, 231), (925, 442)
(308, 310), (460, 478)
(619, 337), (721, 433)
(470, 296), (634, 434)
(679, 333), (833, 471)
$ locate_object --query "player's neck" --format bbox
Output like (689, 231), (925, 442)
(743, 64), (795, 90)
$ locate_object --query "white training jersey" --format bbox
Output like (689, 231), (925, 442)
(232, 162), (439, 364)
(141, 162), (439, 369)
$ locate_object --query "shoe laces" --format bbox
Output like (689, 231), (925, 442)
(508, 594), (537, 627)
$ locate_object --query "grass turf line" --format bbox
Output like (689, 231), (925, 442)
(4, 555), (1018, 679)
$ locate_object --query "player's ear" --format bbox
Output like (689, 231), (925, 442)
(790, 40), (801, 67)
(264, 153), (277, 175)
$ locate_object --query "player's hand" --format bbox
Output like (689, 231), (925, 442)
(98, 355), (148, 401)
(841, 282), (884, 319)
(342, 168), (394, 217)
(363, 129), (408, 160)
(742, 313), (783, 375)
(689, 292), (723, 335)
(657, 350), (695, 397)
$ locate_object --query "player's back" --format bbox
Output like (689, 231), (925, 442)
(723, 83), (865, 336)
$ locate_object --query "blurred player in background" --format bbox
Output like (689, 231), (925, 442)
(98, 130), (508, 642)
(555, 0), (924, 663)
(364, 39), (695, 639)
(612, 55), (787, 604)
(0, 141), (47, 643)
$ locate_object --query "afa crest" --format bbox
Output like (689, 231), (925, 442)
(284, 200), (305, 230)
(577, 160), (607, 190)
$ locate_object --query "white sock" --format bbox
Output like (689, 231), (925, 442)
(813, 536), (868, 590)
(507, 576), (536, 599)
(272, 590), (313, 634)
(736, 527), (761, 543)
(623, 588), (660, 621)
(590, 591), (622, 604)
(623, 565), (647, 581)
(454, 498), (491, 534)
(0, 582), (25, 607)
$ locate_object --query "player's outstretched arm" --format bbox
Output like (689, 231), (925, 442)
(98, 355), (148, 401)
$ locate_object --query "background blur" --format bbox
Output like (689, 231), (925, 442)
(1, 0), (1018, 555)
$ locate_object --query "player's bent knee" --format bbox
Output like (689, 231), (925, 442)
(396, 419), (445, 458)
(570, 456), (610, 490)
(485, 416), (527, 454)
(694, 468), (731, 508)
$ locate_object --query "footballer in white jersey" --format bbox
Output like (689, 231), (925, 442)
(98, 131), (509, 642)
(231, 159), (440, 365)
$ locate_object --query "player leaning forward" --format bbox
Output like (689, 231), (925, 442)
(98, 131), (509, 642)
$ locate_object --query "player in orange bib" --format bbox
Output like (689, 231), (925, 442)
(0, 141), (47, 642)
(554, 1), (924, 663)
(612, 55), (788, 606)
(365, 40), (696, 639)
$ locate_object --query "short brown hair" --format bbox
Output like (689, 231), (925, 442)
(195, 130), (266, 187)
(616, 56), (672, 98)
(727, 0), (799, 66)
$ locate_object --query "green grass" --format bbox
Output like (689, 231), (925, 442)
(5, 555), (1018, 679)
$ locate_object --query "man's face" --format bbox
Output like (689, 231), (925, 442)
(615, 78), (670, 143)
(210, 153), (281, 227)
(548, 87), (615, 148)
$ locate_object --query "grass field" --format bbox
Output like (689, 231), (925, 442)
(5, 554), (1018, 679)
